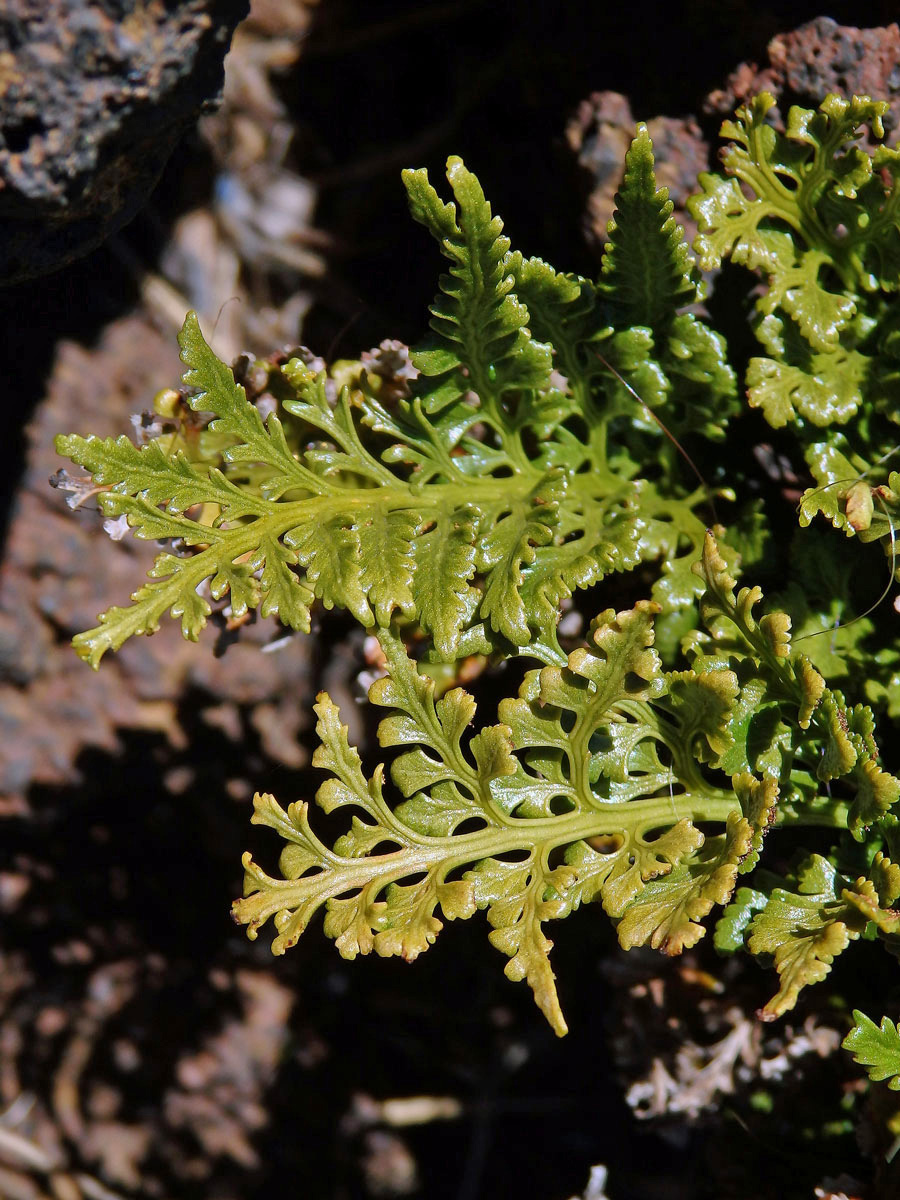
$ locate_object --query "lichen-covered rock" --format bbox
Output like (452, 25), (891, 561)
(0, 0), (248, 283)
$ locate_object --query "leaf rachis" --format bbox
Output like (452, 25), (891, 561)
(593, 350), (719, 524)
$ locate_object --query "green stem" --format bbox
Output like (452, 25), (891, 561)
(235, 788), (741, 945)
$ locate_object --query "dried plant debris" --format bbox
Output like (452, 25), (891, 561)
(567, 1165), (613, 1200)
(123, 0), (333, 363)
(813, 1179), (866, 1200)
(605, 953), (843, 1122)
(359, 339), (419, 404)
(0, 951), (295, 1196)
(625, 1006), (841, 1121)
(163, 970), (294, 1171)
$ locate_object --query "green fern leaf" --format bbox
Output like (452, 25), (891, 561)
(509, 255), (608, 392)
(411, 509), (479, 658)
(843, 1011), (900, 1090)
(234, 606), (748, 1035)
(58, 309), (648, 665)
(843, 876), (900, 936)
(797, 444), (868, 535)
(469, 853), (576, 1034)
(616, 811), (753, 954)
(233, 534), (900, 1035)
(600, 123), (699, 330)
(714, 885), (769, 954)
(58, 156), (731, 669)
(690, 534), (900, 848)
(747, 313), (869, 427)
(690, 93), (889, 297)
(477, 470), (564, 644)
(403, 156), (552, 403)
(593, 127), (738, 443)
(748, 854), (866, 1020)
(689, 91), (900, 448)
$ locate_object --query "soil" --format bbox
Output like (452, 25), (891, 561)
(2, 3), (900, 1199)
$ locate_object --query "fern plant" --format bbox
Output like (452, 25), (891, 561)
(690, 93), (900, 552)
(58, 144), (730, 670)
(56, 95), (900, 1104)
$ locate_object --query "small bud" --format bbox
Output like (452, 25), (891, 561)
(153, 388), (181, 418)
(845, 481), (874, 531)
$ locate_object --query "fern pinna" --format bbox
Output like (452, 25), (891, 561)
(57, 100), (900, 1079)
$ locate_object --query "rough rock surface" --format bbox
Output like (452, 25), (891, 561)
(571, 17), (900, 250)
(0, 0), (248, 283)
(706, 16), (900, 132)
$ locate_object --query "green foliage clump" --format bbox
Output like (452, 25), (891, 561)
(844, 1010), (900, 1090)
(56, 92), (900, 1105)
(58, 146), (731, 672)
(690, 92), (900, 570)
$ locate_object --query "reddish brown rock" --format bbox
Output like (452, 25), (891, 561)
(706, 17), (900, 134)
(571, 18), (900, 252)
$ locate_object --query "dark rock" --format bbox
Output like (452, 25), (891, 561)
(0, 0), (249, 284)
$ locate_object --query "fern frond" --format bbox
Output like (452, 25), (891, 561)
(403, 156), (552, 406)
(843, 1010), (900, 1090)
(592, 126), (737, 442)
(239, 535), (896, 1031)
(56, 153), (740, 670)
(58, 311), (647, 667)
(600, 123), (700, 330)
(234, 604), (769, 1035)
(748, 854), (865, 1021)
(508, 256), (608, 390)
(693, 532), (899, 833)
(52, 102), (900, 1072)
(689, 92), (900, 436)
